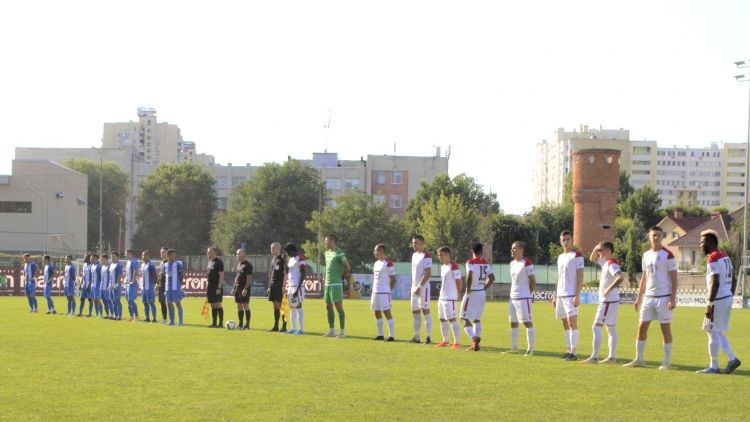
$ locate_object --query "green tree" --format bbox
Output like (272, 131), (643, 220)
(562, 172), (573, 208)
(624, 224), (641, 287)
(406, 173), (499, 233)
(211, 160), (324, 255)
(302, 190), (409, 272)
(133, 163), (216, 254)
(659, 205), (710, 219)
(522, 204), (574, 264)
(417, 194), (480, 262)
(619, 171), (634, 202)
(492, 213), (539, 263)
(617, 186), (662, 232)
(64, 158), (129, 251)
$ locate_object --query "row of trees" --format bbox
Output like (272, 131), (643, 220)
(71, 158), (740, 277)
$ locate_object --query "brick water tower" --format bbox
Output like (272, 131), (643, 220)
(572, 149), (620, 256)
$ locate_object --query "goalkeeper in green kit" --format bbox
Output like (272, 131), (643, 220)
(322, 234), (351, 338)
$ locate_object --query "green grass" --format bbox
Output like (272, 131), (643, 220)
(1, 297), (748, 421)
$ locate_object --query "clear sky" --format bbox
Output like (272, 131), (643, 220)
(1, 0), (749, 214)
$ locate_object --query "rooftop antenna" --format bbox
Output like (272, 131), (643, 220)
(323, 109), (332, 153)
(394, 142), (396, 154)
(446, 145), (451, 159)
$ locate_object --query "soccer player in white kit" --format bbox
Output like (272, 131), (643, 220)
(410, 235), (433, 344)
(624, 226), (678, 370)
(508, 241), (536, 355)
(552, 230), (584, 361)
(696, 230), (741, 374)
(435, 246), (463, 349)
(582, 241), (623, 364)
(284, 243), (307, 336)
(462, 243), (495, 352)
(371, 243), (396, 341)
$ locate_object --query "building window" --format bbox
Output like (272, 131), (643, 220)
(633, 160), (650, 166)
(389, 195), (402, 209)
(633, 146), (651, 155)
(0, 201), (32, 213)
(217, 197), (228, 210)
(325, 179), (341, 190)
(215, 177), (229, 189)
(373, 194), (385, 205)
(392, 171), (403, 185)
(376, 172), (385, 185)
(728, 149), (745, 158)
(344, 179), (360, 190)
(672, 232), (679, 240)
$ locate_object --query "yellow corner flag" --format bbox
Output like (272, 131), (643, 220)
(281, 294), (290, 321)
(201, 299), (210, 320)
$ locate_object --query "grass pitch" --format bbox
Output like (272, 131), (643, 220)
(1, 297), (748, 421)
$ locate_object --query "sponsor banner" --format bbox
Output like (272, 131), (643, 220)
(532, 290), (554, 302)
(351, 274), (373, 299)
(303, 274), (323, 299)
(676, 292), (744, 309)
(0, 268), (19, 295)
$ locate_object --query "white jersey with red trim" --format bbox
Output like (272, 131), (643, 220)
(642, 247), (677, 297)
(509, 257), (535, 300)
(556, 251), (584, 297)
(466, 257), (493, 292)
(597, 258), (621, 302)
(373, 258), (396, 294)
(411, 251), (432, 287)
(706, 251), (734, 300)
(286, 255), (306, 289)
(439, 261), (462, 301)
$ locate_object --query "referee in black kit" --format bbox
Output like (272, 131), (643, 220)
(206, 246), (225, 328)
(268, 242), (286, 332)
(157, 247), (169, 324)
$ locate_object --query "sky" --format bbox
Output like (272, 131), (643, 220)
(1, 0), (749, 214)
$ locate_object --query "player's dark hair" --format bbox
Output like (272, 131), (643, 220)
(110, 251), (119, 257)
(23, 253), (30, 258)
(84, 254), (91, 262)
(167, 249), (175, 255)
(560, 230), (571, 237)
(125, 249), (134, 255)
(142, 250), (150, 257)
(101, 254), (108, 260)
(375, 243), (386, 252)
(92, 254), (99, 259)
(472, 243), (483, 255)
(649, 225), (664, 233)
(600, 241), (615, 252)
(512, 241), (525, 249)
(437, 246), (451, 254)
(701, 232), (719, 246)
(284, 243), (298, 256)
(160, 246), (168, 251)
(43, 255), (51, 261)
(325, 234), (337, 243)
(413, 235), (425, 242)
(66, 255), (73, 260)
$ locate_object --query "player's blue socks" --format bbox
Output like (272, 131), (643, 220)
(168, 304), (175, 324)
(115, 299), (123, 319)
(27, 296), (33, 310)
(31, 297), (38, 311)
(88, 300), (93, 316)
(46, 296), (54, 312)
(143, 303), (150, 320)
(177, 303), (184, 325)
(150, 303), (157, 320)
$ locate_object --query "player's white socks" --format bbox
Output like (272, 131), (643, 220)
(387, 318), (394, 338)
(290, 309), (298, 332)
(526, 328), (535, 352)
(413, 314), (421, 340)
(663, 342), (672, 367)
(510, 327), (519, 350)
(564, 330), (572, 352)
(377, 318), (384, 337)
(440, 321), (449, 342)
(424, 314), (433, 338)
(464, 325), (476, 338)
(591, 325), (602, 358)
(636, 340), (646, 362)
(297, 309), (304, 331)
(451, 321), (460, 344)
(607, 326), (617, 359)
(474, 322), (482, 338)
(570, 330), (579, 355)
(718, 332), (736, 361)
(708, 332), (720, 369)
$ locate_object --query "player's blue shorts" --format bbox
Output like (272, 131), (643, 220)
(43, 284), (53, 298)
(166, 290), (183, 304)
(64, 283), (75, 297)
(79, 286), (89, 299)
(25, 282), (36, 297)
(141, 289), (155, 304)
(126, 284), (138, 301)
(90, 288), (101, 300)
(113, 285), (122, 300)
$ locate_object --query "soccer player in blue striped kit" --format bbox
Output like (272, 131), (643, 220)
(100, 254), (112, 319)
(90, 254), (104, 318)
(42, 255), (57, 314)
(23, 253), (39, 313)
(63, 255), (77, 316)
(140, 250), (158, 323)
(109, 252), (123, 320)
(78, 254), (93, 317)
(124, 250), (140, 322)
(164, 249), (184, 326)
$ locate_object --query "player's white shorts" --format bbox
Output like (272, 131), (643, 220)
(410, 285), (430, 311)
(639, 295), (672, 324)
(437, 299), (458, 320)
(286, 287), (304, 308)
(702, 297), (732, 332)
(594, 301), (619, 326)
(509, 298), (533, 324)
(371, 293), (392, 312)
(555, 296), (578, 320)
(461, 290), (486, 321)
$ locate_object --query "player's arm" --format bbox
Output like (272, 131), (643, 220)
(484, 272), (496, 291)
(574, 267), (583, 306)
(242, 266), (252, 297)
(668, 270), (678, 309)
(295, 265), (306, 296)
(634, 271), (646, 310)
(218, 269), (224, 294)
(708, 273), (719, 303)
(589, 245), (601, 264)
(419, 267), (431, 288)
(528, 274), (537, 293)
(455, 275), (463, 293)
(465, 271), (473, 294)
(605, 271), (624, 296)
(389, 274), (396, 291)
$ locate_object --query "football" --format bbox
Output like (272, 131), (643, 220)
(225, 320), (237, 330)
